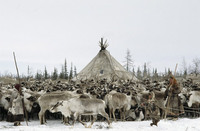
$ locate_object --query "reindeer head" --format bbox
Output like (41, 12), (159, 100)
(183, 93), (192, 103)
(5, 97), (11, 102)
(27, 96), (37, 102)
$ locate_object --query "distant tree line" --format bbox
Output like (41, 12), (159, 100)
(32, 59), (77, 81)
(1, 51), (200, 81)
(124, 49), (200, 81)
(30, 52), (200, 81)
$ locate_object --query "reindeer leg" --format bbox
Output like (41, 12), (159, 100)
(72, 113), (78, 126)
(78, 115), (87, 128)
(100, 110), (111, 126)
(123, 109), (125, 121)
(120, 108), (124, 121)
(63, 116), (69, 125)
(90, 115), (92, 122)
(88, 115), (97, 128)
(109, 108), (112, 119)
(43, 111), (46, 123)
(123, 107), (126, 121)
(112, 109), (116, 122)
(39, 110), (45, 125)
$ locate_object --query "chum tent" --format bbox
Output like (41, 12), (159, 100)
(73, 38), (137, 82)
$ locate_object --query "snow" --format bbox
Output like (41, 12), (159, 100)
(0, 118), (200, 131)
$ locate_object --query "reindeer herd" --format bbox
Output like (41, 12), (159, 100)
(0, 77), (200, 127)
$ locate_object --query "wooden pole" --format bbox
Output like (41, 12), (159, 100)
(13, 52), (28, 126)
(13, 52), (21, 85)
(174, 63), (178, 76)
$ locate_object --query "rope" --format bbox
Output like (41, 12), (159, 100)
(165, 107), (200, 114)
(139, 92), (200, 117)
(140, 97), (178, 116)
(183, 106), (200, 110)
(141, 99), (200, 116)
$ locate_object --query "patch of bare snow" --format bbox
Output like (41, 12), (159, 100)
(0, 118), (200, 131)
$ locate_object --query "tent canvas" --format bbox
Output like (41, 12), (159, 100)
(73, 39), (137, 82)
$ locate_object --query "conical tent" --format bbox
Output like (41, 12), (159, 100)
(73, 39), (137, 82)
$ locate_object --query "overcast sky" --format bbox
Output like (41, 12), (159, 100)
(0, 0), (200, 76)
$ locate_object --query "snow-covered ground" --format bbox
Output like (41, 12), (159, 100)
(0, 118), (200, 131)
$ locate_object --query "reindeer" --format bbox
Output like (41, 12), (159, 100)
(104, 90), (133, 121)
(50, 97), (110, 128)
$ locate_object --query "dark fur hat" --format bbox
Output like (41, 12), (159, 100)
(14, 84), (21, 92)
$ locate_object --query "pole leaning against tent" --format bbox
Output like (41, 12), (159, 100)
(13, 52), (28, 126)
